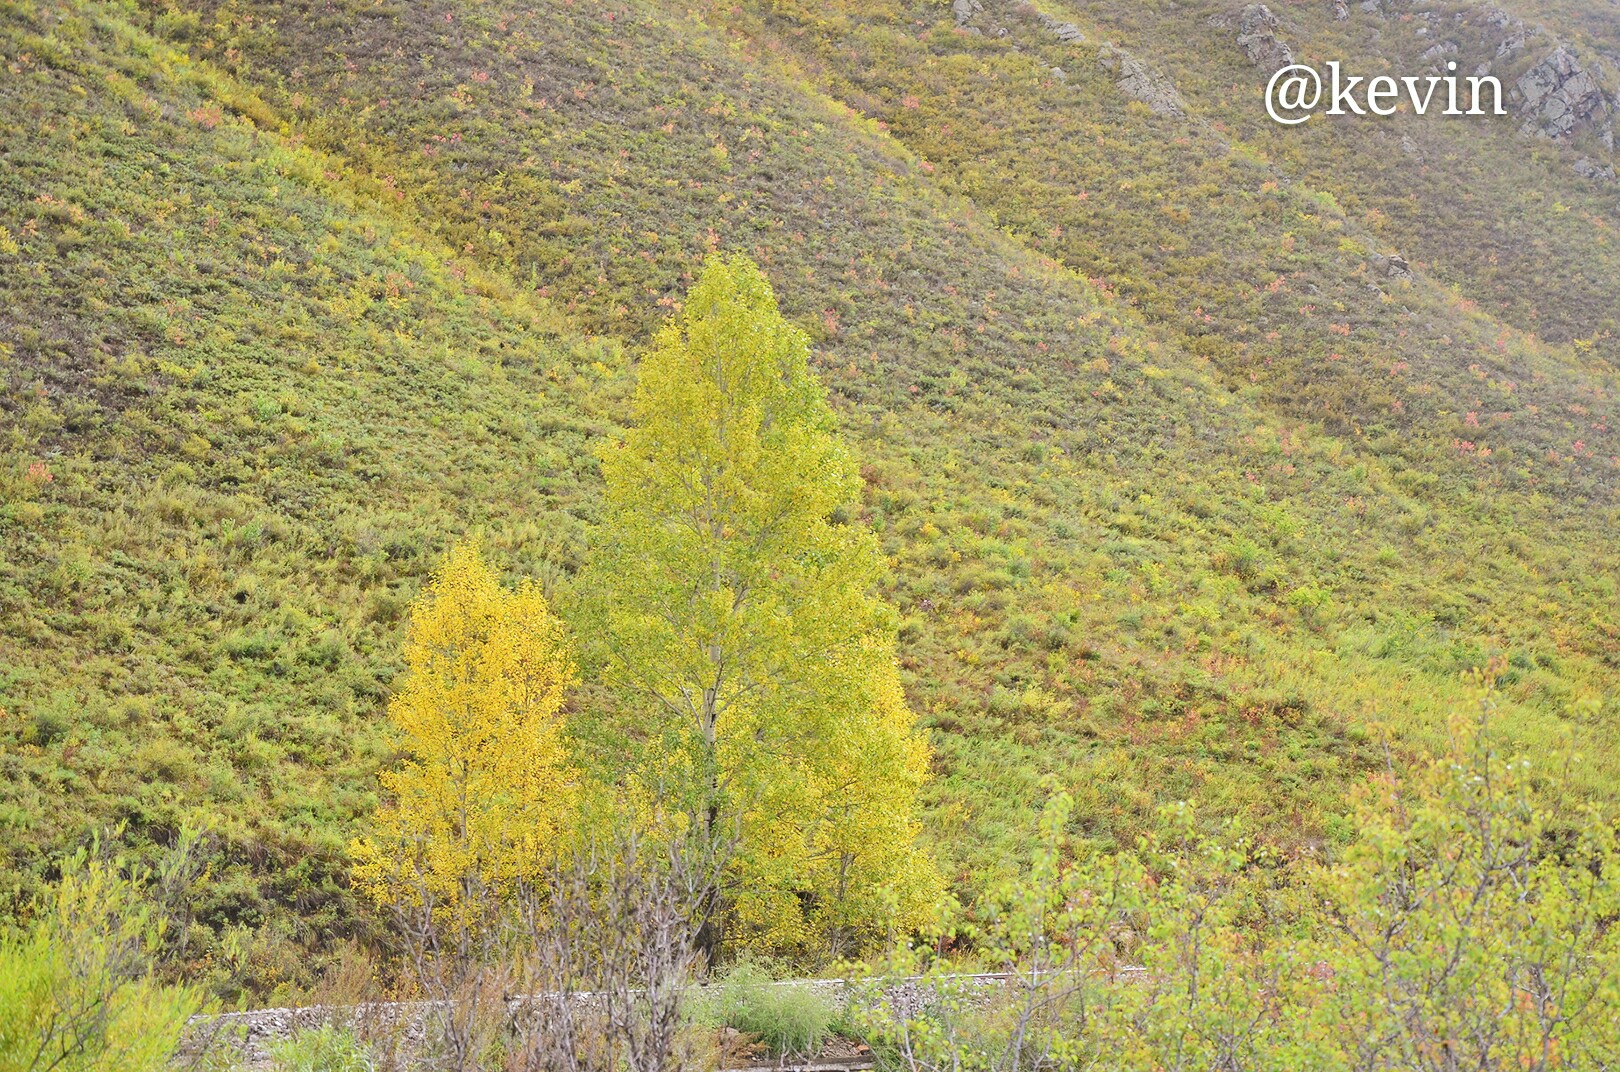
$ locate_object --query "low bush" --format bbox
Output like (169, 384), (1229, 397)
(266, 1024), (377, 1072)
(855, 683), (1620, 1070)
(694, 962), (839, 1059)
(0, 845), (206, 1072)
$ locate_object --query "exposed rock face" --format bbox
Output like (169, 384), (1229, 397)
(1574, 157), (1617, 182)
(1098, 43), (1186, 117)
(955, 1), (1083, 46)
(1354, 0), (1417, 15)
(1236, 4), (1293, 75)
(1484, 8), (1530, 58)
(1368, 252), (1414, 281)
(1515, 46), (1613, 147)
(1036, 12), (1085, 44)
(1329, 0), (1349, 21)
(1419, 41), (1458, 66)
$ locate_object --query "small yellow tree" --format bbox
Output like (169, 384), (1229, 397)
(352, 542), (577, 911)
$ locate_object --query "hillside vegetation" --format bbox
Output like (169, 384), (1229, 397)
(2, 0), (1618, 997)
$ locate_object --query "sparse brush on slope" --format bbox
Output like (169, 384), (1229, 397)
(0, 0), (602, 998)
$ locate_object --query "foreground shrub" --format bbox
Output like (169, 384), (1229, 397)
(1310, 708), (1620, 1069)
(856, 683), (1620, 1070)
(0, 845), (206, 1072)
(691, 961), (838, 1058)
(267, 1024), (377, 1072)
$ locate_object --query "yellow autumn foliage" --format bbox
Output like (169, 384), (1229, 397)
(351, 542), (578, 910)
(583, 254), (942, 959)
(729, 640), (941, 959)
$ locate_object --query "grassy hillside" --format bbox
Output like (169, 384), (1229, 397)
(730, 0), (1620, 496)
(0, 0), (612, 994)
(2, 0), (1618, 999)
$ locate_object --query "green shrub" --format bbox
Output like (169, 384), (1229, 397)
(266, 1024), (376, 1072)
(695, 962), (838, 1058)
(857, 687), (1620, 1070)
(27, 695), (73, 747)
(0, 847), (206, 1072)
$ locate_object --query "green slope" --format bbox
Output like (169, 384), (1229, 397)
(0, 0), (607, 995)
(728, 0), (1620, 498)
(1, 0), (1617, 997)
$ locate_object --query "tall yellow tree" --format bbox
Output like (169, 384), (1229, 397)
(581, 253), (940, 960)
(352, 542), (577, 911)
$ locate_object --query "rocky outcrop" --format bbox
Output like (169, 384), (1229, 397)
(952, 0), (982, 27)
(1236, 5), (1293, 75)
(1419, 41), (1458, 67)
(1368, 252), (1414, 282)
(1350, 0), (1423, 15)
(954, 0), (1082, 47)
(1329, 0), (1349, 21)
(1036, 12), (1085, 45)
(953, 0), (1005, 37)
(1483, 8), (1530, 58)
(1465, 12), (1617, 151)
(1334, 2), (1617, 155)
(1574, 157), (1617, 182)
(1098, 43), (1186, 117)
(1515, 46), (1613, 147)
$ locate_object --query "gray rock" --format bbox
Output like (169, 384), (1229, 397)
(1236, 4), (1294, 75)
(1480, 9), (1531, 58)
(952, 0), (983, 26)
(1098, 42), (1187, 117)
(1330, 0), (1350, 20)
(1515, 45), (1613, 146)
(1420, 42), (1458, 65)
(1574, 157), (1617, 182)
(1036, 13), (1086, 44)
(1369, 252), (1414, 281)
